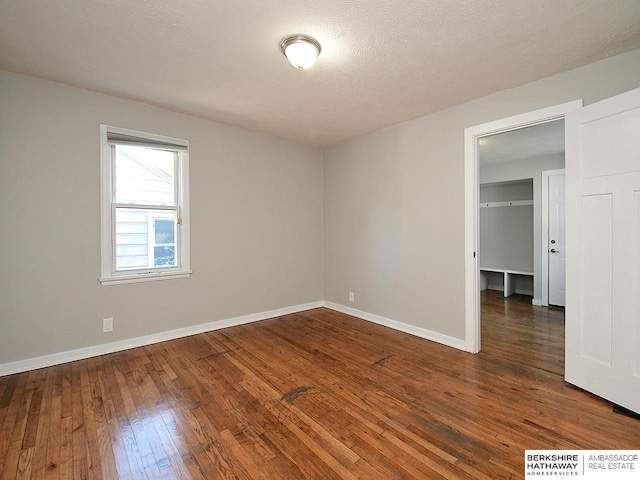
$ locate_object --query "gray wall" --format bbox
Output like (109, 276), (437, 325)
(0, 71), (324, 365)
(2, 48), (640, 367)
(324, 49), (640, 340)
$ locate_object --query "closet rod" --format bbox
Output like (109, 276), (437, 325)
(480, 200), (533, 208)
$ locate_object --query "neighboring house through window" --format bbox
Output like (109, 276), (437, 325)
(100, 125), (190, 285)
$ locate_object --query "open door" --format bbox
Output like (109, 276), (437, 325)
(565, 87), (640, 414)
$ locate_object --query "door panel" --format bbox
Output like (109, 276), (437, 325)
(548, 174), (566, 307)
(581, 108), (640, 178)
(565, 87), (640, 414)
(580, 194), (612, 366)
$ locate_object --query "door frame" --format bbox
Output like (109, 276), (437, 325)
(464, 100), (582, 353)
(541, 168), (566, 307)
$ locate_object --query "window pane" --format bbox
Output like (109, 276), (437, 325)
(115, 145), (175, 206)
(154, 246), (175, 266)
(115, 208), (177, 270)
(154, 219), (175, 245)
(116, 244), (147, 256)
(115, 208), (149, 270)
(153, 217), (176, 267)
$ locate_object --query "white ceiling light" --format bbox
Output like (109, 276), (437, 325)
(280, 35), (321, 70)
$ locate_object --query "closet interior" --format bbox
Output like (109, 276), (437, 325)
(479, 179), (534, 297)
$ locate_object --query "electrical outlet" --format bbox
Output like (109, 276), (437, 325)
(103, 317), (113, 333)
(349, 291), (354, 302)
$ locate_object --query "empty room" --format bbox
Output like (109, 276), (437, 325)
(1, 1), (640, 479)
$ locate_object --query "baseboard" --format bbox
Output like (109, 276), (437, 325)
(1, 300), (468, 377)
(532, 298), (543, 306)
(323, 302), (466, 351)
(515, 288), (534, 296)
(485, 286), (534, 297)
(0, 301), (324, 377)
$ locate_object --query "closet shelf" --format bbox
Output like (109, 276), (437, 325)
(480, 200), (533, 208)
(480, 268), (533, 297)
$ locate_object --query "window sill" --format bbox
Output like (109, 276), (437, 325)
(100, 270), (192, 286)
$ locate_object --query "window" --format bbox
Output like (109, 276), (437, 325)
(100, 125), (190, 285)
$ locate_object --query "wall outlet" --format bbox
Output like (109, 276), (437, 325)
(103, 317), (113, 333)
(349, 291), (355, 302)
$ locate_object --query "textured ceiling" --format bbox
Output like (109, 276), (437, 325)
(479, 120), (565, 166)
(1, 1), (639, 147)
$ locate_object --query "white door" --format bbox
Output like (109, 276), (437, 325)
(565, 87), (640, 414)
(548, 173), (566, 306)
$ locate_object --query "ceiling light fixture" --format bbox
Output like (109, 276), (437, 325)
(280, 35), (321, 70)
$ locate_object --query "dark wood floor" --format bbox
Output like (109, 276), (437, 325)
(481, 290), (565, 376)
(0, 305), (638, 479)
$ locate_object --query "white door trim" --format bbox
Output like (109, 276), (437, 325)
(541, 169), (566, 307)
(464, 100), (582, 353)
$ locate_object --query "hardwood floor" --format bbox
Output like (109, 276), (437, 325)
(481, 290), (565, 376)
(0, 307), (638, 479)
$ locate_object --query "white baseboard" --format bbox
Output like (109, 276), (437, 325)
(515, 288), (534, 296)
(0, 301), (324, 377)
(1, 300), (469, 377)
(532, 298), (543, 306)
(486, 286), (534, 297)
(323, 302), (466, 351)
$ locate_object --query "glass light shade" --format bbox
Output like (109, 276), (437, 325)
(281, 35), (321, 70)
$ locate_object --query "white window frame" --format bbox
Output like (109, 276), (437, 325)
(100, 125), (191, 285)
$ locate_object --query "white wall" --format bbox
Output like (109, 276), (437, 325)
(324, 49), (640, 341)
(0, 71), (324, 366)
(480, 154), (565, 303)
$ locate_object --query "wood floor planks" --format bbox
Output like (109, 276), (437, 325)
(0, 302), (638, 479)
(481, 290), (565, 376)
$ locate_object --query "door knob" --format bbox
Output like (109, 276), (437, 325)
(550, 248), (558, 253)
(550, 239), (556, 244)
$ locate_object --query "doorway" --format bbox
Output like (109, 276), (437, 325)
(476, 120), (566, 370)
(463, 100), (582, 354)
